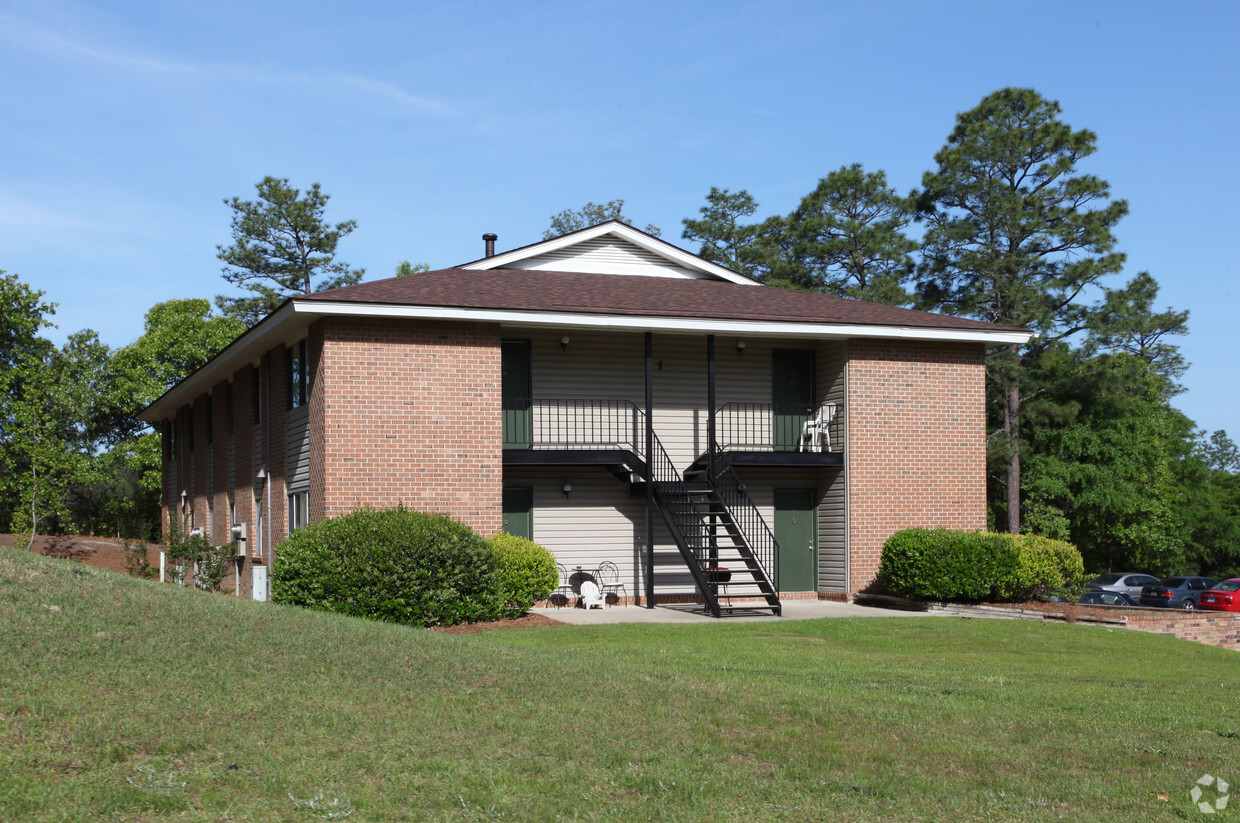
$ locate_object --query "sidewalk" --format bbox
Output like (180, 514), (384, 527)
(531, 598), (914, 625)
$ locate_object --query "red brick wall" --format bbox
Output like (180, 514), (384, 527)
(210, 381), (230, 542)
(1125, 612), (1240, 651)
(846, 339), (988, 593)
(317, 317), (503, 534)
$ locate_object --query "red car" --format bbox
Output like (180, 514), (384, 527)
(1198, 579), (1240, 612)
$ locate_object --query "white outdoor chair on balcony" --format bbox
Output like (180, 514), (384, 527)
(798, 403), (837, 453)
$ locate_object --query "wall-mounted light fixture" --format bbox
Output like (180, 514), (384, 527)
(561, 483), (573, 498)
(256, 467), (267, 486)
(736, 340), (747, 355)
(560, 335), (571, 352)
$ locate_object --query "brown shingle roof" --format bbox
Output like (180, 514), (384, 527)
(301, 268), (1022, 333)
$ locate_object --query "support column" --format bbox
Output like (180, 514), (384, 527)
(645, 331), (655, 609)
(706, 335), (716, 477)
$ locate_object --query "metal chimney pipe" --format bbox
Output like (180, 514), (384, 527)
(483, 233), (498, 258)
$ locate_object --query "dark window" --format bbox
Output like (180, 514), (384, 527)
(186, 410), (195, 452)
(226, 383), (235, 435)
(289, 340), (308, 408)
(206, 403), (213, 445)
(252, 368), (262, 424)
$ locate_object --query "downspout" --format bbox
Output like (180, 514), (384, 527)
(265, 352), (272, 576)
(644, 331), (654, 609)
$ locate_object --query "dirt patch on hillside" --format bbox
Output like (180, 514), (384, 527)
(0, 533), (157, 575)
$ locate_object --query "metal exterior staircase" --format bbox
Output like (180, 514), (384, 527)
(643, 429), (781, 618)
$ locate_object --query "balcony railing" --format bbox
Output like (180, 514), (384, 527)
(716, 401), (840, 453)
(503, 398), (642, 452)
(504, 398), (842, 455)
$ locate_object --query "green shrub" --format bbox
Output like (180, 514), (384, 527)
(489, 533), (558, 614)
(877, 529), (1084, 603)
(999, 534), (1086, 601)
(271, 507), (506, 627)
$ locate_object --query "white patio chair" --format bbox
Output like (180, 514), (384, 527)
(798, 403), (837, 453)
(579, 580), (606, 610)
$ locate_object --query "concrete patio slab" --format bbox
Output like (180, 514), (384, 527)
(531, 598), (922, 625)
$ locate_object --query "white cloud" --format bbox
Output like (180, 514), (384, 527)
(0, 12), (454, 116)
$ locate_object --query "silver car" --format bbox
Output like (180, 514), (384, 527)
(1086, 573), (1161, 599)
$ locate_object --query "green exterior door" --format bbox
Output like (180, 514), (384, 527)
(502, 486), (533, 539)
(774, 487), (816, 591)
(502, 339), (532, 449)
(772, 349), (815, 451)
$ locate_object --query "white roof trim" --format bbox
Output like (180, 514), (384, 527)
(462, 221), (760, 285)
(293, 300), (1034, 346)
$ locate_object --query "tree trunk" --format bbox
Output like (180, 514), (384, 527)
(1005, 383), (1021, 534)
(24, 460), (37, 552)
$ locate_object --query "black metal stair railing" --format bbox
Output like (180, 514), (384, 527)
(707, 453), (779, 595)
(642, 427), (727, 616)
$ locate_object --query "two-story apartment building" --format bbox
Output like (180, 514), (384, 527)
(140, 221), (1031, 615)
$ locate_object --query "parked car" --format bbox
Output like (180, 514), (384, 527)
(1078, 590), (1142, 607)
(1198, 579), (1240, 613)
(1085, 572), (1161, 598)
(1139, 577), (1219, 610)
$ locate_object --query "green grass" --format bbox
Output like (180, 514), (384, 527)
(1, 547), (1237, 822)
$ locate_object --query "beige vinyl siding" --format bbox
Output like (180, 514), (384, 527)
(815, 342), (848, 592)
(510, 238), (705, 279)
(504, 467), (700, 596)
(817, 468), (847, 592)
(286, 405), (310, 494)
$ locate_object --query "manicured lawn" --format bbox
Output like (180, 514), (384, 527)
(1, 547), (1236, 821)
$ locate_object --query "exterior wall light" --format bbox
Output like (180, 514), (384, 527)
(736, 340), (747, 354)
(561, 483), (573, 497)
(560, 335), (571, 351)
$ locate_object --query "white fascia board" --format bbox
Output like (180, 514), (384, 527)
(463, 222), (760, 285)
(294, 300), (1034, 346)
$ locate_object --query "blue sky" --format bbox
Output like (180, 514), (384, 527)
(3, 0), (1236, 437)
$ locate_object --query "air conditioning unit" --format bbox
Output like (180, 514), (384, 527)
(231, 522), (247, 557)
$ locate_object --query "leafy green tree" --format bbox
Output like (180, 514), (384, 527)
(1022, 353), (1188, 575)
(394, 260), (430, 277)
(112, 299), (246, 429)
(917, 88), (1130, 533)
(0, 272), (61, 543)
(1089, 271), (1189, 389)
(681, 187), (764, 277)
(216, 177), (363, 326)
(783, 165), (917, 304)
(543, 199), (660, 239)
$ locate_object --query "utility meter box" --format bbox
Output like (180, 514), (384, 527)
(251, 564), (268, 602)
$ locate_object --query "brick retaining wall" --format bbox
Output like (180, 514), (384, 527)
(1123, 611), (1240, 651)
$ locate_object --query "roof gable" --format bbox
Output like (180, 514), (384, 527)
(460, 220), (759, 285)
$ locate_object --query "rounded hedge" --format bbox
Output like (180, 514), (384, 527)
(877, 528), (1084, 603)
(270, 507), (506, 627)
(488, 533), (559, 614)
